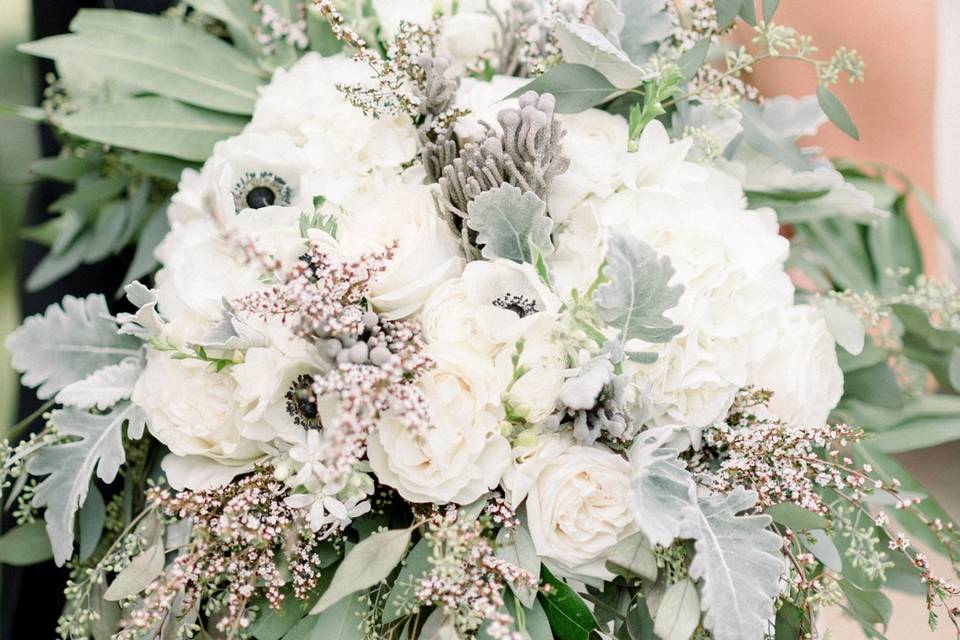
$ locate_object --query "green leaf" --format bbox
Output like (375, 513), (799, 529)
(28, 402), (147, 564)
(382, 537), (433, 623)
(285, 594), (369, 640)
(677, 38), (710, 81)
(762, 0), (780, 22)
(653, 578), (699, 640)
(508, 64), (616, 114)
(4, 294), (142, 400)
(20, 31), (259, 114)
(59, 96), (247, 162)
(515, 597), (552, 640)
(49, 176), (128, 214)
(839, 583), (892, 629)
(496, 524), (540, 608)
(738, 0), (758, 24)
(822, 302), (865, 355)
(774, 602), (803, 640)
(842, 362), (903, 410)
(593, 233), (683, 344)
(604, 532), (658, 582)
(116, 152), (198, 183)
(816, 86), (859, 140)
(0, 521), (54, 566)
(766, 502), (829, 531)
(311, 527), (412, 613)
(307, 11), (345, 55)
(185, 0), (262, 56)
(25, 230), (92, 291)
(31, 155), (102, 182)
(625, 597), (656, 640)
(78, 485), (106, 562)
(538, 565), (598, 640)
(121, 205), (170, 289)
(801, 529), (842, 572)
(466, 184), (554, 264)
(104, 539), (165, 600)
(555, 21), (649, 88)
(715, 0), (744, 28)
(70, 9), (263, 80)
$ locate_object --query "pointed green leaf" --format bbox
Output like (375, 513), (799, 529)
(0, 521), (54, 566)
(509, 64), (616, 114)
(103, 539), (165, 600)
(653, 578), (700, 640)
(816, 86), (859, 140)
(538, 565), (598, 640)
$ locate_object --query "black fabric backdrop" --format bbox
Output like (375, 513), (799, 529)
(3, 1), (173, 637)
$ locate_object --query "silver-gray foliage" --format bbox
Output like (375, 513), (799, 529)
(466, 184), (554, 264)
(5, 294), (142, 399)
(631, 448), (784, 640)
(56, 357), (143, 410)
(620, 0), (674, 63)
(593, 234), (683, 347)
(28, 401), (147, 564)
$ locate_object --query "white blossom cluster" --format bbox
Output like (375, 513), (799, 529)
(131, 4), (843, 581)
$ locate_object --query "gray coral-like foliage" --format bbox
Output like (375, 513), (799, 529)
(436, 91), (570, 223)
(593, 234), (683, 348)
(29, 401), (146, 565)
(465, 184), (554, 264)
(5, 294), (142, 399)
(631, 448), (784, 640)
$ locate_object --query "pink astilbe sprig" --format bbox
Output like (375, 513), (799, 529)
(415, 509), (538, 639)
(119, 469), (328, 638)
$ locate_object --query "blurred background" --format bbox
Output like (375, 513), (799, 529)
(0, 0), (958, 637)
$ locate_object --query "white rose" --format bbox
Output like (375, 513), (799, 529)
(155, 206), (306, 344)
(367, 344), (510, 503)
(132, 351), (266, 490)
(336, 173), (464, 319)
(506, 434), (636, 579)
(750, 305), (844, 427)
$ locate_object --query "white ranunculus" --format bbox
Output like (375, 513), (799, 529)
(154, 206), (306, 344)
(494, 314), (565, 424)
(439, 11), (501, 70)
(750, 305), (844, 427)
(335, 173), (464, 320)
(167, 131), (317, 225)
(367, 344), (510, 504)
(132, 351), (267, 490)
(548, 200), (605, 297)
(505, 434), (635, 579)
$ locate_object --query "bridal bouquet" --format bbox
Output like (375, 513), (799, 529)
(6, 1), (960, 639)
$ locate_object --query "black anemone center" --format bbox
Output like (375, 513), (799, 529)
(286, 374), (322, 429)
(246, 186), (276, 209)
(491, 293), (539, 318)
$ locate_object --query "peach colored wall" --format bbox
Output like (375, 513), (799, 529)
(742, 0), (939, 271)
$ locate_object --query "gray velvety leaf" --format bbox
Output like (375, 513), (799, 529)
(5, 294), (142, 399)
(57, 356), (144, 410)
(685, 488), (783, 640)
(593, 233), (683, 344)
(466, 184), (554, 264)
(28, 401), (147, 564)
(629, 447), (694, 547)
(620, 0), (673, 63)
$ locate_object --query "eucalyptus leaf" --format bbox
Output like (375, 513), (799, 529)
(508, 64), (616, 114)
(28, 401), (147, 564)
(822, 302), (865, 355)
(496, 524), (540, 608)
(801, 529), (842, 572)
(20, 31), (259, 114)
(0, 521), (54, 566)
(121, 205), (170, 289)
(311, 527), (412, 613)
(653, 578), (699, 640)
(766, 502), (828, 532)
(715, 0), (744, 28)
(5, 294), (142, 399)
(382, 537), (433, 623)
(839, 583), (892, 629)
(466, 184), (554, 264)
(677, 39), (710, 81)
(78, 485), (106, 562)
(31, 155), (102, 182)
(60, 96), (246, 162)
(286, 594), (369, 640)
(762, 0), (780, 21)
(816, 86), (859, 140)
(604, 532), (657, 582)
(593, 233), (683, 345)
(104, 540), (165, 600)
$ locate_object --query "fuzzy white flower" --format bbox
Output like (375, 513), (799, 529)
(504, 434), (635, 579)
(132, 351), (266, 490)
(336, 172), (464, 319)
(249, 53), (417, 202)
(750, 305), (844, 427)
(367, 344), (510, 504)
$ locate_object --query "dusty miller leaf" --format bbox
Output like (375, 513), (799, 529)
(466, 184), (554, 264)
(629, 447), (693, 547)
(593, 234), (683, 345)
(555, 21), (652, 88)
(620, 0), (673, 63)
(57, 356), (144, 410)
(27, 401), (147, 564)
(685, 488), (783, 640)
(5, 294), (142, 399)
